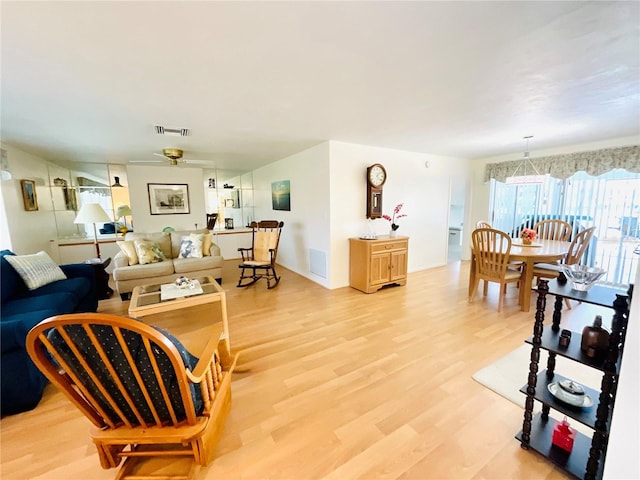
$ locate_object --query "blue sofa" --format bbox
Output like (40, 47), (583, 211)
(1, 250), (98, 416)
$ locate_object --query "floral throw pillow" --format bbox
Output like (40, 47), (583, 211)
(179, 234), (204, 258)
(134, 240), (165, 265)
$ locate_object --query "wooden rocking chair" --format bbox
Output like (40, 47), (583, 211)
(26, 312), (238, 480)
(237, 220), (284, 289)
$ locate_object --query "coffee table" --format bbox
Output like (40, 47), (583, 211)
(128, 275), (230, 352)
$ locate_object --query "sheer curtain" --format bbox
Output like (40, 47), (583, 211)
(490, 169), (640, 285)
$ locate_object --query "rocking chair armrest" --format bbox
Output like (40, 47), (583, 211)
(238, 247), (253, 261)
(186, 335), (238, 382)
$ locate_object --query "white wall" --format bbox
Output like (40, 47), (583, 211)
(604, 267), (639, 479)
(0, 143), (58, 254)
(248, 141), (471, 289)
(251, 142), (332, 287)
(329, 141), (470, 287)
(126, 165), (206, 233)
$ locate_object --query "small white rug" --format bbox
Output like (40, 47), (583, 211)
(473, 344), (600, 409)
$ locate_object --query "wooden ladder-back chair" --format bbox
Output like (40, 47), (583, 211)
(469, 228), (523, 312)
(533, 226), (597, 309)
(237, 220), (284, 289)
(26, 313), (238, 480)
(533, 219), (572, 241)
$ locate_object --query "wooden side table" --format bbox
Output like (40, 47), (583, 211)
(85, 257), (113, 299)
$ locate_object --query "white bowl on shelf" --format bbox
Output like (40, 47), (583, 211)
(548, 380), (593, 408)
(562, 265), (606, 291)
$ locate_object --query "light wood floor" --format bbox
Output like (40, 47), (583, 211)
(2, 260), (608, 480)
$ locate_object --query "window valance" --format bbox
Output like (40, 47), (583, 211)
(484, 145), (640, 183)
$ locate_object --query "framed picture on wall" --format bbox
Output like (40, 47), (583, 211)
(20, 179), (38, 211)
(272, 180), (291, 211)
(148, 183), (190, 215)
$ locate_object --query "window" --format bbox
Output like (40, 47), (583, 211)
(490, 169), (639, 284)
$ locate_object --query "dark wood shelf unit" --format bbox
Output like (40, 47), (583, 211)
(516, 413), (604, 480)
(517, 279), (631, 480)
(519, 370), (608, 431)
(524, 326), (623, 374)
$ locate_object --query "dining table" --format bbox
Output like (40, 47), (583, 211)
(468, 238), (571, 312)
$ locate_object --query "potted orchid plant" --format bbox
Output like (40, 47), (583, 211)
(383, 203), (407, 237)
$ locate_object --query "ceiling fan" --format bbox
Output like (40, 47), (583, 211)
(131, 148), (213, 166)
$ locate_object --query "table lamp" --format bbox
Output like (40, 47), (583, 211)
(74, 203), (110, 259)
(116, 204), (132, 232)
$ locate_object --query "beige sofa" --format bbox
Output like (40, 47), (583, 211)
(112, 229), (223, 300)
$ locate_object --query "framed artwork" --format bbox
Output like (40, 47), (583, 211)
(225, 199), (235, 208)
(20, 179), (38, 211)
(225, 217), (234, 230)
(272, 180), (291, 211)
(148, 183), (190, 215)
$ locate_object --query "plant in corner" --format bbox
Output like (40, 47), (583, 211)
(383, 203), (407, 231)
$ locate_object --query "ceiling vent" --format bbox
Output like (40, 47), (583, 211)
(154, 125), (190, 137)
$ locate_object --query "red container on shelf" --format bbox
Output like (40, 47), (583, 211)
(552, 417), (576, 452)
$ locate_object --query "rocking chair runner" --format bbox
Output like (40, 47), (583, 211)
(237, 220), (284, 289)
(26, 312), (237, 479)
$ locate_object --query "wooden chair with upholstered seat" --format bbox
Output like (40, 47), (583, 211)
(469, 228), (523, 312)
(533, 219), (572, 241)
(237, 220), (284, 289)
(26, 312), (237, 480)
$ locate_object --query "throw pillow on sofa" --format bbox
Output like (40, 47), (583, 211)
(116, 240), (139, 266)
(4, 251), (67, 290)
(134, 240), (165, 265)
(179, 234), (204, 259)
(202, 233), (212, 256)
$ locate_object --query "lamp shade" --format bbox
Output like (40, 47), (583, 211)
(74, 203), (110, 224)
(116, 204), (132, 218)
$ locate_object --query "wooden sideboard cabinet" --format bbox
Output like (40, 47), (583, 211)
(349, 236), (408, 293)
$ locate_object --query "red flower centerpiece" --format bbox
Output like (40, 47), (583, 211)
(520, 228), (537, 245)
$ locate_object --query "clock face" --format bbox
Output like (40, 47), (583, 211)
(368, 164), (386, 187)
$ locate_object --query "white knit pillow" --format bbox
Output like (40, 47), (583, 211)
(4, 251), (67, 290)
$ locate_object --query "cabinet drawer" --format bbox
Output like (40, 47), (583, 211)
(371, 241), (407, 253)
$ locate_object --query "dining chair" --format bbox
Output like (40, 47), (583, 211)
(533, 219), (572, 241)
(469, 228), (523, 312)
(533, 226), (597, 308)
(476, 220), (492, 229)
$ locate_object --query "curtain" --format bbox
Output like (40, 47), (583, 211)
(485, 145), (640, 183)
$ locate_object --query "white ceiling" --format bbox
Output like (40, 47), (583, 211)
(1, 1), (639, 172)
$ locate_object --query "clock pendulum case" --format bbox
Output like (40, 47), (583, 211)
(366, 163), (387, 218)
